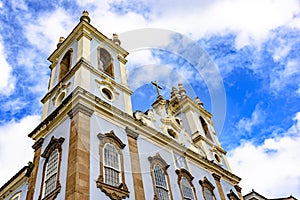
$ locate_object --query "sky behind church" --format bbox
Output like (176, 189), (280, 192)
(0, 0), (300, 198)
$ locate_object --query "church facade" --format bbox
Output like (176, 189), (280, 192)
(0, 11), (243, 200)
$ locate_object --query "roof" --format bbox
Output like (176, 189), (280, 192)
(244, 190), (298, 200)
(0, 166), (28, 192)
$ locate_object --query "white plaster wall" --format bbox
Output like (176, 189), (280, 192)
(47, 76), (75, 115)
(90, 73), (126, 112)
(90, 39), (122, 83)
(136, 137), (184, 200)
(90, 114), (135, 200)
(32, 118), (70, 200)
(4, 183), (28, 200)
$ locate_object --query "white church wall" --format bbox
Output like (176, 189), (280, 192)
(47, 75), (75, 115)
(4, 183), (28, 200)
(89, 72), (126, 112)
(32, 117), (70, 200)
(89, 114), (135, 200)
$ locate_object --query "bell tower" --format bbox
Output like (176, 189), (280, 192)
(26, 11), (136, 200)
(40, 10), (132, 122)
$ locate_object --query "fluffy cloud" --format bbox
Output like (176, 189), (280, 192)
(24, 8), (76, 54)
(73, 0), (299, 48)
(0, 37), (15, 96)
(236, 104), (265, 133)
(228, 112), (300, 198)
(0, 115), (40, 187)
(270, 60), (300, 92)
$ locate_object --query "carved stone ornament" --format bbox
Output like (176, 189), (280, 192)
(95, 78), (119, 94)
(52, 82), (71, 106)
(96, 177), (129, 200)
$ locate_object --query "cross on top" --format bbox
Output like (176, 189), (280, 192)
(151, 81), (163, 97)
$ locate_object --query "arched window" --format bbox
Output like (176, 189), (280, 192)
(199, 176), (216, 200)
(199, 116), (212, 141)
(40, 137), (64, 199)
(98, 47), (114, 78)
(181, 177), (194, 200)
(97, 131), (129, 199)
(148, 153), (173, 200)
(176, 168), (197, 200)
(103, 143), (120, 186)
(59, 49), (72, 81)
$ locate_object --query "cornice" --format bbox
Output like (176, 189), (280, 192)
(31, 86), (242, 185)
(48, 20), (128, 63)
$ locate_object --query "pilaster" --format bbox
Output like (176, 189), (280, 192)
(26, 138), (44, 200)
(65, 103), (93, 200)
(212, 173), (226, 200)
(125, 127), (145, 200)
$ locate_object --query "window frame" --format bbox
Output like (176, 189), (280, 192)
(148, 153), (173, 200)
(97, 47), (114, 78)
(175, 168), (198, 200)
(199, 176), (216, 200)
(96, 130), (129, 199)
(39, 136), (64, 200)
(58, 49), (73, 82)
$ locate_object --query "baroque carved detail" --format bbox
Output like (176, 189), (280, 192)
(96, 177), (129, 200)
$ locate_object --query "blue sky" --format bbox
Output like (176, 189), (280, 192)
(0, 0), (300, 198)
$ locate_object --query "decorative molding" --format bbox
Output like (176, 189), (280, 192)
(117, 55), (128, 64)
(97, 130), (126, 149)
(148, 153), (173, 200)
(32, 138), (44, 151)
(125, 127), (139, 140)
(227, 189), (240, 200)
(39, 136), (64, 200)
(97, 130), (129, 200)
(67, 103), (94, 119)
(52, 82), (71, 106)
(199, 176), (217, 200)
(41, 136), (65, 158)
(176, 168), (198, 200)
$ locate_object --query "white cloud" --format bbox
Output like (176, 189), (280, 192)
(228, 112), (300, 198)
(237, 104), (265, 133)
(270, 60), (300, 92)
(0, 115), (40, 187)
(24, 8), (76, 54)
(0, 36), (15, 96)
(10, 0), (27, 11)
(146, 0), (300, 48)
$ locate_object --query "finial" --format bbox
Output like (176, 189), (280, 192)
(151, 81), (163, 97)
(178, 83), (186, 98)
(112, 33), (121, 46)
(57, 36), (65, 48)
(80, 10), (91, 23)
(195, 97), (204, 107)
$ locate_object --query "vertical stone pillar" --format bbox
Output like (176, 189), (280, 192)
(77, 31), (92, 62)
(26, 138), (44, 200)
(234, 185), (244, 200)
(212, 173), (226, 200)
(65, 103), (93, 200)
(126, 127), (145, 200)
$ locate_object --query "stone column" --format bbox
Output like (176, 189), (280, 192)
(212, 173), (226, 200)
(65, 103), (93, 200)
(26, 138), (44, 200)
(126, 127), (145, 200)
